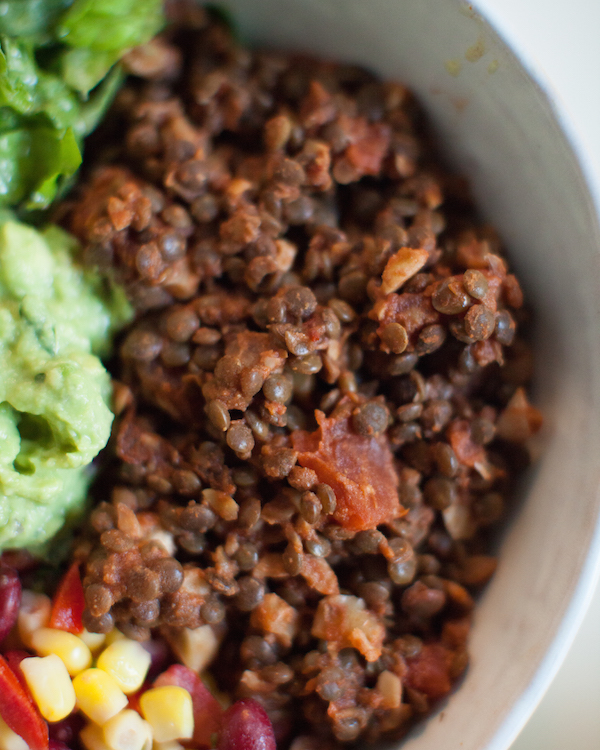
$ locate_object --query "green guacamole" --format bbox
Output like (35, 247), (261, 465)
(0, 219), (131, 552)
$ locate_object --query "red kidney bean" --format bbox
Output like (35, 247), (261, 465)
(49, 741), (72, 750)
(218, 700), (276, 750)
(49, 713), (85, 747)
(0, 564), (21, 644)
(141, 637), (171, 680)
(0, 550), (37, 572)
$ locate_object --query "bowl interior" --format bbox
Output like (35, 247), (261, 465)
(215, 1), (600, 748)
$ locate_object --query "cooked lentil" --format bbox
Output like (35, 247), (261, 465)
(61, 7), (542, 747)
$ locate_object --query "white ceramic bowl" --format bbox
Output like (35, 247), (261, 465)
(214, 1), (600, 748)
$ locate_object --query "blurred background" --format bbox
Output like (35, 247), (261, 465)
(475, 1), (600, 747)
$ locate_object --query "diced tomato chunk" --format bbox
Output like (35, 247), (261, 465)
(441, 617), (471, 649)
(447, 420), (486, 468)
(291, 402), (400, 531)
(345, 121), (391, 175)
(404, 643), (454, 700)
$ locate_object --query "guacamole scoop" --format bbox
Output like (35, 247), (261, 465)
(0, 219), (130, 552)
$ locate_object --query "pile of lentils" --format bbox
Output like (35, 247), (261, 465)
(61, 5), (542, 748)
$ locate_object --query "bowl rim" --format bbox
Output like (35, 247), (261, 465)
(214, 1), (600, 746)
(473, 0), (600, 217)
(468, 4), (600, 747)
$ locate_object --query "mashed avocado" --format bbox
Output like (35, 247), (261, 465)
(0, 219), (131, 552)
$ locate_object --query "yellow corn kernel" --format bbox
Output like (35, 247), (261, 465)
(80, 629), (106, 652)
(104, 629), (126, 646)
(30, 627), (92, 676)
(152, 743), (184, 750)
(103, 709), (153, 750)
(20, 654), (76, 722)
(129, 716), (153, 750)
(73, 668), (129, 725)
(139, 686), (194, 743)
(0, 713), (28, 750)
(80, 723), (110, 750)
(140, 718), (153, 750)
(142, 722), (153, 750)
(17, 591), (51, 649)
(96, 638), (151, 694)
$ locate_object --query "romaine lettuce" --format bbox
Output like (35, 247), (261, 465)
(0, 0), (164, 211)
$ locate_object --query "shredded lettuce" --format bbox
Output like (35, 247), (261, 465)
(0, 0), (164, 211)
(0, 124), (81, 208)
(59, 0), (164, 53)
(58, 0), (164, 94)
(0, 0), (73, 40)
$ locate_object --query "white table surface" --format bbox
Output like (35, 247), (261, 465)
(473, 1), (600, 747)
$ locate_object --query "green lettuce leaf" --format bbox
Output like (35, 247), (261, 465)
(58, 0), (163, 51)
(71, 64), (124, 138)
(60, 46), (121, 95)
(57, 0), (163, 94)
(26, 125), (82, 209)
(0, 124), (81, 208)
(0, 128), (32, 205)
(0, 0), (164, 211)
(0, 0), (72, 41)
(0, 37), (80, 128)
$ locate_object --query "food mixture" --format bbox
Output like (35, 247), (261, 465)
(0, 5), (543, 750)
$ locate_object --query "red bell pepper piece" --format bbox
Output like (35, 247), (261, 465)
(0, 653), (49, 750)
(154, 665), (223, 748)
(49, 562), (85, 634)
(3, 650), (32, 693)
